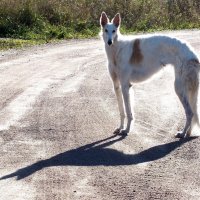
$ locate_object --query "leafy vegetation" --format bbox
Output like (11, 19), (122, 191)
(0, 38), (44, 50)
(0, 0), (199, 49)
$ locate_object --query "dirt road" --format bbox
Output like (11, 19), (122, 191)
(0, 30), (200, 200)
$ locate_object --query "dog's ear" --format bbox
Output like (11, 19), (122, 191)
(112, 13), (121, 28)
(100, 12), (108, 27)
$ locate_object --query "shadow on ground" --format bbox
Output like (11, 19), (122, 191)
(0, 134), (196, 180)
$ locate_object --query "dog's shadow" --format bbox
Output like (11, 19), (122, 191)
(0, 134), (197, 180)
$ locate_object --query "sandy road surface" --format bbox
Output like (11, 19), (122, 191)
(0, 30), (200, 200)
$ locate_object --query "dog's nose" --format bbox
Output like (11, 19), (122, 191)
(108, 40), (112, 46)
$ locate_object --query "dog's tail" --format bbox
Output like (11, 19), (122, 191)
(187, 59), (200, 129)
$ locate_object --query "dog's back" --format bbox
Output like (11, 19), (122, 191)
(140, 35), (199, 64)
(110, 35), (199, 83)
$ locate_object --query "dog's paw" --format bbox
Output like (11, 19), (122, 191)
(119, 129), (128, 136)
(175, 131), (185, 139)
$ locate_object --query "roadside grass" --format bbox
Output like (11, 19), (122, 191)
(0, 24), (100, 51)
(0, 38), (45, 50)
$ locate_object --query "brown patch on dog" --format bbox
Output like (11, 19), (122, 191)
(130, 39), (143, 64)
(113, 54), (117, 66)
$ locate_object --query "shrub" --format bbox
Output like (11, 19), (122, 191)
(0, 0), (199, 40)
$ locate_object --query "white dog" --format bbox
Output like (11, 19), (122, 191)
(100, 12), (200, 138)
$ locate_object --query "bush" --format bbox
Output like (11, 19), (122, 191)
(0, 0), (199, 40)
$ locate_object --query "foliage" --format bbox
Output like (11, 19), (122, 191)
(0, 38), (44, 50)
(0, 0), (199, 44)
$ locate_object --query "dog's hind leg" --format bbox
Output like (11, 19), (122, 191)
(175, 71), (198, 138)
(186, 60), (200, 137)
(174, 62), (199, 138)
(175, 88), (193, 138)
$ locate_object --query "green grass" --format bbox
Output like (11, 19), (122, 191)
(0, 0), (199, 50)
(0, 38), (45, 50)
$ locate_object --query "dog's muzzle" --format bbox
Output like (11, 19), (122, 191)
(108, 40), (112, 46)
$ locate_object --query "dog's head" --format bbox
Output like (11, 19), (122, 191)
(100, 12), (121, 46)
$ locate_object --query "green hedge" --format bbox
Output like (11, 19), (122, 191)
(0, 0), (199, 40)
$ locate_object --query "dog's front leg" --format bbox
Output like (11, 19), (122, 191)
(121, 83), (133, 135)
(112, 79), (125, 134)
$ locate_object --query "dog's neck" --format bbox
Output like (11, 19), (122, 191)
(105, 36), (120, 66)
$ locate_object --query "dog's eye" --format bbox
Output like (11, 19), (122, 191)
(112, 30), (116, 33)
(105, 29), (108, 33)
